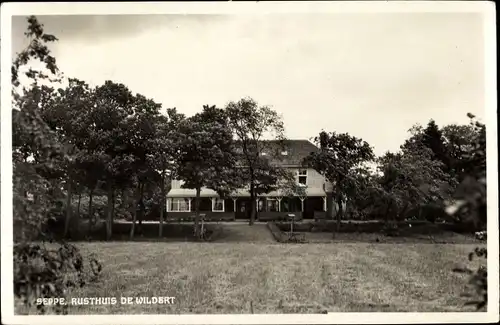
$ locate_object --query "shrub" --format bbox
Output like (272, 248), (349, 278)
(474, 231), (487, 241)
(14, 242), (102, 314)
(205, 225), (225, 242)
(452, 248), (487, 310)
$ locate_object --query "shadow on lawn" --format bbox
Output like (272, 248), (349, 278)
(47, 222), (225, 243)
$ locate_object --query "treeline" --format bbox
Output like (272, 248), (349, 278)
(12, 17), (304, 241)
(11, 15), (487, 313)
(12, 16), (486, 243)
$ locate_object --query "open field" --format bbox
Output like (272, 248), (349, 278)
(20, 241), (484, 314)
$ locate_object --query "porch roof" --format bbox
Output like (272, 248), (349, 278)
(166, 187), (326, 198)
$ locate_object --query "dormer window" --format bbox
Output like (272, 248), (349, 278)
(297, 169), (308, 186)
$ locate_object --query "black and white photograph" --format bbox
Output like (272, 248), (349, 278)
(1, 1), (498, 324)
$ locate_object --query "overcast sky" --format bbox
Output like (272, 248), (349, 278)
(11, 13), (485, 156)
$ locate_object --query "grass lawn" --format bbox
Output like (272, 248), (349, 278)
(44, 241), (484, 314)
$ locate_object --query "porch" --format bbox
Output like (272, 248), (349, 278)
(165, 196), (328, 222)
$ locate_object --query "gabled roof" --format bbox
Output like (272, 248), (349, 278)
(236, 139), (319, 166)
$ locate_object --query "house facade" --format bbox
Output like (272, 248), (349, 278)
(166, 140), (332, 221)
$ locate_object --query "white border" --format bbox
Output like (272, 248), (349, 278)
(1, 1), (498, 324)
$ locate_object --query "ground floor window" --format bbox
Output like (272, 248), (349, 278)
(267, 198), (280, 212)
(257, 199), (265, 212)
(168, 198), (191, 212)
(212, 198), (225, 212)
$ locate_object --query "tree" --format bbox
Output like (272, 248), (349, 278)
(442, 116), (485, 182)
(46, 78), (95, 238)
(373, 126), (458, 228)
(447, 114), (487, 310)
(12, 16), (66, 241)
(12, 16), (102, 315)
(148, 109), (185, 237)
(225, 97), (287, 225)
(120, 92), (163, 239)
(422, 119), (450, 171)
(176, 105), (240, 239)
(92, 81), (136, 239)
(304, 131), (375, 236)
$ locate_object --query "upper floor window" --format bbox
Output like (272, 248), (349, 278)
(281, 151), (288, 156)
(261, 152), (267, 156)
(297, 169), (307, 186)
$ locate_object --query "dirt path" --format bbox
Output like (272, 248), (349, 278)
(217, 223), (275, 243)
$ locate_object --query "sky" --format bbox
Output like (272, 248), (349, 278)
(11, 13), (486, 156)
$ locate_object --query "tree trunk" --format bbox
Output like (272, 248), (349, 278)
(249, 182), (256, 226)
(87, 188), (94, 237)
(77, 191), (82, 219)
(63, 177), (73, 238)
(159, 170), (166, 237)
(130, 183), (141, 239)
(384, 199), (392, 225)
(111, 189), (115, 225)
(120, 188), (128, 220)
(106, 183), (114, 240)
(326, 192), (334, 220)
(399, 202), (410, 222)
(138, 184), (144, 234)
(334, 194), (343, 237)
(194, 187), (201, 239)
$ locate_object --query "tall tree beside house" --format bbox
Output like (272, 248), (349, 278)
(122, 93), (164, 239)
(225, 97), (287, 225)
(148, 109), (185, 237)
(303, 131), (375, 236)
(176, 105), (240, 239)
(87, 81), (137, 240)
(42, 78), (95, 238)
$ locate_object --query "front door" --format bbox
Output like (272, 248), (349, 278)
(235, 200), (252, 219)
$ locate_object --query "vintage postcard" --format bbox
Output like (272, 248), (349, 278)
(1, 1), (498, 324)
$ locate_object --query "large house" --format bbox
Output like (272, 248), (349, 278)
(166, 140), (330, 221)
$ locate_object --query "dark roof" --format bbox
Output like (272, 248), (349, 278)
(236, 139), (319, 166)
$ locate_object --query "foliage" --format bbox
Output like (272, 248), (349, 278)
(376, 147), (456, 223)
(14, 242), (102, 314)
(176, 105), (239, 238)
(225, 97), (287, 225)
(304, 131), (375, 233)
(12, 16), (103, 315)
(445, 114), (487, 311)
(452, 247), (487, 310)
(421, 119), (450, 173)
(12, 16), (60, 92)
